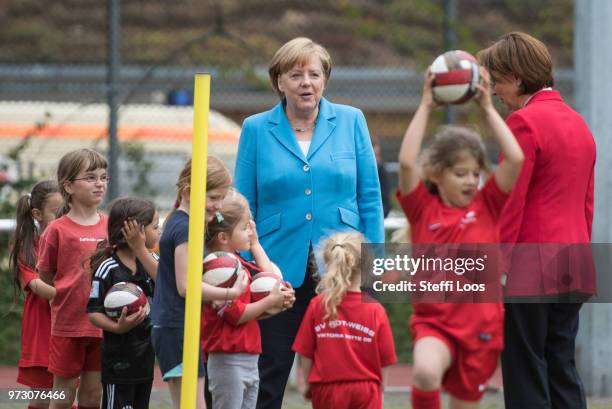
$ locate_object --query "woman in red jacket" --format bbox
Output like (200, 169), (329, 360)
(479, 32), (596, 409)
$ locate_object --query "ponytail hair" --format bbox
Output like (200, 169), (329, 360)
(88, 241), (114, 279)
(205, 189), (250, 248)
(57, 148), (108, 216)
(316, 232), (364, 320)
(164, 155), (232, 229)
(9, 180), (60, 295)
(90, 197), (156, 275)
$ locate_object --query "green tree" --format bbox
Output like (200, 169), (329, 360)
(122, 141), (158, 199)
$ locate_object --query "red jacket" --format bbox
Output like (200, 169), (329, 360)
(500, 90), (596, 296)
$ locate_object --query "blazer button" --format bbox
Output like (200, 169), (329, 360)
(303, 164), (310, 172)
(304, 188), (312, 195)
(305, 213), (312, 221)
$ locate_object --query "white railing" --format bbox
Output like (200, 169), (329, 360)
(0, 216), (409, 233)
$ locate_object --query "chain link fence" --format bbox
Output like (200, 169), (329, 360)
(0, 63), (575, 210)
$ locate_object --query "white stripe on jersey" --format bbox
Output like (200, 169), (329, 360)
(105, 384), (110, 409)
(95, 257), (118, 279)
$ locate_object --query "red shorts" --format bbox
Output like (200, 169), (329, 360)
(17, 366), (54, 388)
(413, 324), (500, 401)
(48, 336), (101, 379)
(311, 381), (382, 409)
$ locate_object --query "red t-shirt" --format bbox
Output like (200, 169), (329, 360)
(37, 214), (107, 338)
(292, 292), (397, 384)
(396, 177), (508, 350)
(201, 256), (262, 356)
(18, 239), (51, 368)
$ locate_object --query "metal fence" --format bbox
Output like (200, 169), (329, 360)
(0, 63), (576, 210)
(0, 63), (575, 112)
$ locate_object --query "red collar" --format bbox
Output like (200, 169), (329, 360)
(524, 89), (563, 107)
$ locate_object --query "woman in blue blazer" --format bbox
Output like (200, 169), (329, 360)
(234, 37), (384, 408)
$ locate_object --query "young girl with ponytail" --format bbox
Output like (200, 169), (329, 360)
(292, 232), (397, 409)
(10, 180), (62, 409)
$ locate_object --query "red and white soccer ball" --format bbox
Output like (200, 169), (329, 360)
(203, 251), (242, 288)
(104, 282), (149, 319)
(250, 267), (289, 315)
(431, 50), (480, 104)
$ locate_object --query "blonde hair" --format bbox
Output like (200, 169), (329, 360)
(57, 149), (108, 216)
(205, 190), (251, 248)
(268, 37), (332, 99)
(317, 232), (364, 320)
(164, 155), (232, 228)
(421, 126), (489, 195)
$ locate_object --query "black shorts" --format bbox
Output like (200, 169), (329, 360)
(102, 381), (153, 409)
(152, 326), (205, 381)
(101, 339), (155, 384)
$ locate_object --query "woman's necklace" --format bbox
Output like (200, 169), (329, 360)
(293, 123), (315, 132)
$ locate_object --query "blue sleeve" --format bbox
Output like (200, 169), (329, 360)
(354, 110), (384, 244)
(235, 119), (258, 220)
(172, 214), (189, 247)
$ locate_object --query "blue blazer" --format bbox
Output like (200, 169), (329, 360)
(234, 97), (384, 287)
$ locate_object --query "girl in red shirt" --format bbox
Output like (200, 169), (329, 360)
(202, 191), (293, 409)
(397, 70), (524, 409)
(37, 149), (109, 409)
(10, 180), (62, 409)
(292, 232), (397, 409)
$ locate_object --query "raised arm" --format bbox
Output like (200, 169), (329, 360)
(475, 68), (524, 193)
(248, 220), (274, 272)
(398, 71), (438, 195)
(122, 219), (159, 281)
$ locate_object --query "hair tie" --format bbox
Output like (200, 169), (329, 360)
(215, 211), (224, 223)
(174, 200), (180, 209)
(332, 244), (343, 250)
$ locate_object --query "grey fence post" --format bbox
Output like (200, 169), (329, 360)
(575, 0), (612, 397)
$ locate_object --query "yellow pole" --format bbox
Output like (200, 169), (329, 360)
(180, 73), (210, 409)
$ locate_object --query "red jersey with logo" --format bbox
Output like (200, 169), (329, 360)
(201, 255), (262, 356)
(18, 238), (51, 368)
(292, 292), (397, 384)
(396, 177), (508, 350)
(37, 214), (107, 338)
